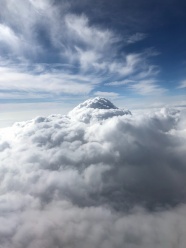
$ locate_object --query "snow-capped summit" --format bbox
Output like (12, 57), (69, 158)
(68, 97), (131, 122)
(75, 97), (118, 110)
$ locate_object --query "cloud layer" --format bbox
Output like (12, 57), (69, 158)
(0, 98), (186, 247)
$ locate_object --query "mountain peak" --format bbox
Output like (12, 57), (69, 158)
(75, 97), (118, 110)
(68, 97), (131, 122)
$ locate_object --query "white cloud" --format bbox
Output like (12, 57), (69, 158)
(0, 91), (51, 100)
(106, 79), (136, 86)
(75, 48), (101, 71)
(0, 1), (45, 58)
(108, 53), (142, 76)
(134, 65), (160, 79)
(129, 80), (167, 95)
(105, 77), (166, 96)
(65, 14), (118, 50)
(0, 65), (94, 96)
(29, 0), (53, 10)
(178, 80), (186, 89)
(0, 97), (186, 246)
(0, 24), (21, 51)
(94, 91), (120, 98)
(127, 32), (147, 44)
(0, 2), (162, 98)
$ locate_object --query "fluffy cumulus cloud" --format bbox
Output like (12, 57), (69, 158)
(0, 97), (186, 247)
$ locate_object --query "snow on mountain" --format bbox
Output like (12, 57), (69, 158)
(74, 97), (118, 109)
(68, 97), (131, 122)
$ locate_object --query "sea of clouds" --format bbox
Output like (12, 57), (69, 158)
(0, 97), (186, 248)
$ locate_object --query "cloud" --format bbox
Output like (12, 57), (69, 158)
(129, 80), (167, 95)
(0, 97), (186, 247)
(105, 79), (136, 86)
(178, 80), (186, 89)
(94, 91), (120, 98)
(0, 1), (164, 99)
(0, 65), (94, 97)
(127, 32), (147, 44)
(65, 14), (118, 50)
(0, 24), (21, 52)
(106, 78), (166, 95)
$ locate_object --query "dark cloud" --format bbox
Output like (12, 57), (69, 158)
(0, 97), (186, 247)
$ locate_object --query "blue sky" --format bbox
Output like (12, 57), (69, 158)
(0, 0), (186, 126)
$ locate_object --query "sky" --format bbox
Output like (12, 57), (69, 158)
(1, 1), (186, 246)
(0, 0), (186, 126)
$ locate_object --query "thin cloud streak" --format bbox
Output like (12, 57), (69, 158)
(178, 80), (186, 89)
(127, 32), (147, 44)
(0, 65), (95, 96)
(94, 91), (120, 98)
(129, 80), (167, 95)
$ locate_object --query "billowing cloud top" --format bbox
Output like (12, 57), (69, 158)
(0, 98), (186, 247)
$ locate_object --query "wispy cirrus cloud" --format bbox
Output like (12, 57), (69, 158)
(127, 32), (147, 44)
(178, 80), (186, 89)
(129, 80), (167, 95)
(106, 79), (167, 96)
(0, 65), (95, 97)
(94, 91), (120, 98)
(0, 24), (20, 51)
(105, 79), (136, 86)
(0, 0), (166, 100)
